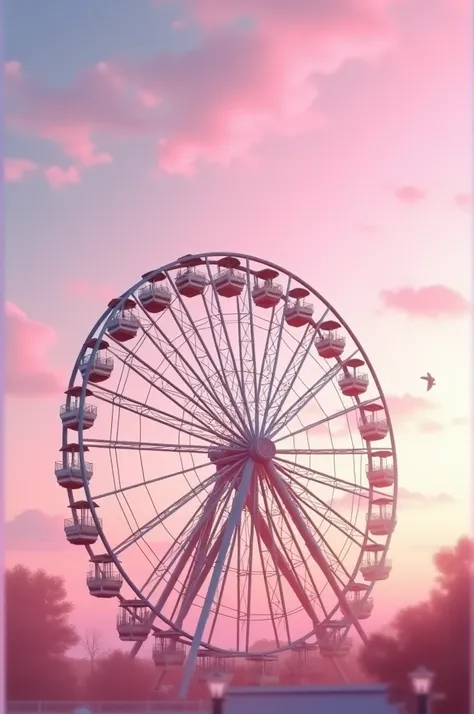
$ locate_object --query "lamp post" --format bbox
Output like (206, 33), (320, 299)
(207, 671), (231, 714)
(409, 666), (435, 714)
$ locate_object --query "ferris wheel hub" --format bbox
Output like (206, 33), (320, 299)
(250, 438), (276, 463)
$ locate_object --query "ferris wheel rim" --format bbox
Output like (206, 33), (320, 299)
(61, 251), (398, 656)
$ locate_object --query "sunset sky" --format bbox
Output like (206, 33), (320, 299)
(4, 0), (472, 656)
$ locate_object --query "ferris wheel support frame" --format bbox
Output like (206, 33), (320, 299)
(178, 458), (255, 698)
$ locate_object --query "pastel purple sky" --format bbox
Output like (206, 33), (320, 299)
(4, 0), (472, 653)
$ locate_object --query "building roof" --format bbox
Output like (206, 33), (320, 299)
(225, 683), (401, 714)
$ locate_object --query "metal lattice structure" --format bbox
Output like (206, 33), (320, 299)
(56, 252), (398, 697)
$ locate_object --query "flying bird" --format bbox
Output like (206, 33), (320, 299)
(421, 372), (436, 391)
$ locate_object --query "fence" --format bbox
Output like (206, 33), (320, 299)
(7, 702), (208, 714)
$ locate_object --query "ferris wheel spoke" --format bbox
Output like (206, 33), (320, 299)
(162, 272), (248, 440)
(242, 259), (260, 434)
(281, 488), (352, 584)
(262, 460), (369, 644)
(260, 479), (323, 632)
(262, 475), (331, 618)
(273, 397), (377, 444)
(273, 456), (374, 500)
(143, 460), (243, 629)
(83, 438), (235, 455)
(259, 481), (298, 642)
(92, 460), (214, 501)
(180, 459), (255, 697)
(201, 260), (253, 436)
(139, 475), (227, 595)
(251, 487), (283, 648)
(92, 383), (223, 445)
(174, 476), (239, 627)
(243, 478), (258, 649)
(266, 349), (361, 439)
(261, 308), (330, 433)
(249, 481), (320, 631)
(143, 518), (219, 632)
(255, 275), (292, 429)
(276, 461), (371, 547)
(175, 526), (226, 629)
(236, 521), (243, 651)
(137, 319), (245, 443)
(262, 322), (314, 433)
(108, 333), (218, 431)
(112, 470), (222, 555)
(276, 447), (370, 456)
(108, 337), (236, 441)
(207, 523), (240, 646)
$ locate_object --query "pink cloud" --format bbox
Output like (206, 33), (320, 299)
(358, 223), (378, 233)
(44, 164), (81, 189)
(5, 61), (127, 169)
(394, 185), (425, 203)
(5, 510), (67, 551)
(451, 416), (468, 427)
(454, 192), (472, 211)
(379, 285), (470, 318)
(5, 302), (64, 398)
(4, 157), (38, 183)
(335, 487), (455, 511)
(385, 393), (434, 421)
(5, 60), (22, 78)
(136, 88), (159, 108)
(418, 419), (444, 434)
(65, 279), (116, 303)
(4, 1), (395, 174)
(397, 488), (455, 506)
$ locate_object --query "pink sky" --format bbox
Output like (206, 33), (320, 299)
(4, 0), (471, 659)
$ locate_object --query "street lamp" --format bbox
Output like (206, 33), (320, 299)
(207, 671), (232, 714)
(409, 666), (435, 714)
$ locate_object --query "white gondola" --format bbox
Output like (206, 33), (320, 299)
(117, 600), (150, 642)
(194, 650), (234, 683)
(107, 298), (140, 342)
(213, 269), (246, 298)
(315, 320), (346, 359)
(245, 655), (278, 685)
(87, 554), (122, 598)
(55, 443), (93, 489)
(367, 497), (396, 536)
(366, 450), (395, 487)
(252, 268), (282, 309)
(338, 358), (369, 396)
(344, 584), (373, 620)
(284, 288), (314, 327)
(318, 623), (352, 658)
(175, 268), (208, 298)
(152, 632), (186, 666)
(60, 386), (97, 431)
(361, 545), (392, 582)
(213, 256), (246, 297)
(64, 500), (100, 545)
(358, 403), (389, 442)
(79, 338), (114, 383)
(139, 271), (172, 313)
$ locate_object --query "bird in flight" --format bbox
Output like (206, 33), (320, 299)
(421, 372), (436, 391)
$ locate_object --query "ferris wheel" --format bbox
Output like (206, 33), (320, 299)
(56, 252), (397, 696)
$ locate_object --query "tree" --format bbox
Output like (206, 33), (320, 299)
(85, 650), (155, 701)
(6, 565), (80, 700)
(359, 537), (472, 714)
(82, 629), (107, 678)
